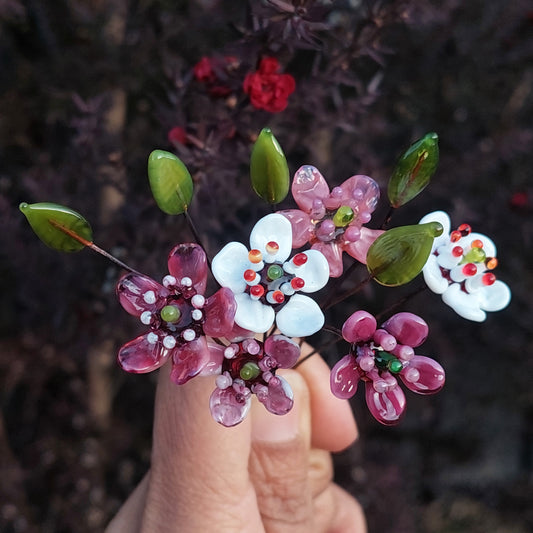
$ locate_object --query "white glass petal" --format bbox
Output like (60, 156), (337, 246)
(249, 214), (293, 263)
(478, 280), (511, 312)
(234, 293), (275, 333)
(436, 250), (460, 270)
(419, 211), (451, 250)
(442, 284), (486, 322)
(276, 294), (324, 337)
(211, 241), (250, 294)
(294, 249), (330, 293)
(458, 232), (497, 258)
(423, 255), (449, 294)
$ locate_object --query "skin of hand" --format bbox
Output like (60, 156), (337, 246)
(106, 345), (366, 533)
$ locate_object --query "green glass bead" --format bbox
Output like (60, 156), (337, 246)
(240, 362), (261, 381)
(333, 206), (355, 227)
(388, 360), (404, 373)
(161, 305), (181, 323)
(267, 264), (283, 280)
(462, 247), (486, 264)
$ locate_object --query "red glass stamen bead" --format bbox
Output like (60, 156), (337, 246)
(450, 230), (462, 243)
(292, 253), (308, 266)
(290, 277), (305, 290)
(250, 284), (265, 298)
(458, 223), (471, 236)
(485, 257), (498, 270)
(248, 249), (263, 263)
(462, 263), (477, 276)
(265, 241), (279, 254)
(244, 269), (256, 282)
(471, 239), (483, 249)
(482, 272), (496, 286)
(273, 290), (284, 303)
(452, 246), (464, 257)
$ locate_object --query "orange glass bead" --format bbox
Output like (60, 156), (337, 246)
(471, 239), (483, 249)
(450, 230), (462, 243)
(248, 249), (263, 263)
(485, 257), (498, 270)
(272, 290), (285, 303)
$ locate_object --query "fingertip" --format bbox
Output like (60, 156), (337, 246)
(296, 345), (358, 452)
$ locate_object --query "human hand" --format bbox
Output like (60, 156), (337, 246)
(106, 346), (366, 533)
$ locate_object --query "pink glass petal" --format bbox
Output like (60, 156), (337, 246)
(343, 227), (384, 264)
(341, 310), (377, 343)
(338, 174), (380, 213)
(291, 165), (331, 212)
(259, 375), (294, 415)
(199, 341), (225, 377)
(209, 386), (251, 427)
(330, 354), (362, 399)
(117, 333), (171, 373)
(381, 312), (429, 347)
(365, 381), (406, 425)
(116, 273), (169, 316)
(279, 209), (314, 248)
(311, 241), (344, 278)
(167, 243), (207, 295)
(170, 336), (210, 385)
(264, 335), (300, 368)
(400, 355), (445, 395)
(203, 287), (237, 337)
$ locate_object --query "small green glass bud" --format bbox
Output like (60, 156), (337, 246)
(160, 305), (181, 323)
(250, 128), (290, 204)
(19, 202), (93, 252)
(148, 150), (193, 215)
(388, 360), (404, 373)
(461, 247), (486, 264)
(367, 221), (443, 286)
(333, 206), (355, 227)
(388, 132), (439, 208)
(267, 264), (283, 280)
(240, 362), (261, 381)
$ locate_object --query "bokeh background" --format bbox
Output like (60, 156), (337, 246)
(1, 1), (532, 532)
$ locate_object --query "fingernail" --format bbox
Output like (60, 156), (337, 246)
(251, 398), (300, 443)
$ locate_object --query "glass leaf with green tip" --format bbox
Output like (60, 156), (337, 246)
(148, 150), (193, 215)
(19, 202), (93, 252)
(250, 128), (289, 204)
(367, 222), (443, 286)
(388, 132), (439, 208)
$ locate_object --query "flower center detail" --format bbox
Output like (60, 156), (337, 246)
(313, 204), (361, 245)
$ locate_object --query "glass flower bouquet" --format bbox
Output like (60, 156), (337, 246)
(19, 128), (511, 427)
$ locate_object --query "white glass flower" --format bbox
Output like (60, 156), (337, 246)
(420, 211), (511, 322)
(212, 213), (330, 337)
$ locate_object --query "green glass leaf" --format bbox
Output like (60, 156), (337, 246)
(19, 202), (93, 252)
(148, 150), (193, 214)
(387, 132), (439, 208)
(367, 222), (443, 286)
(250, 128), (289, 204)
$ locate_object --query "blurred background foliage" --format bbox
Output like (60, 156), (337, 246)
(0, 1), (532, 531)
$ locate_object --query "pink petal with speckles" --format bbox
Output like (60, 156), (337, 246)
(116, 273), (169, 316)
(338, 174), (380, 213)
(400, 355), (445, 395)
(279, 209), (314, 247)
(365, 381), (406, 425)
(203, 287), (237, 337)
(259, 375), (294, 415)
(198, 342), (225, 377)
(170, 336), (210, 385)
(209, 386), (251, 427)
(382, 312), (429, 347)
(343, 227), (384, 264)
(330, 354), (362, 399)
(264, 335), (300, 368)
(117, 333), (171, 373)
(341, 310), (377, 343)
(291, 165), (330, 212)
(167, 243), (207, 294)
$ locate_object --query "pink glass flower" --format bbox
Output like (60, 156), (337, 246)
(211, 213), (329, 337)
(280, 166), (384, 277)
(210, 335), (300, 427)
(330, 310), (445, 425)
(116, 243), (237, 384)
(420, 211), (511, 322)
